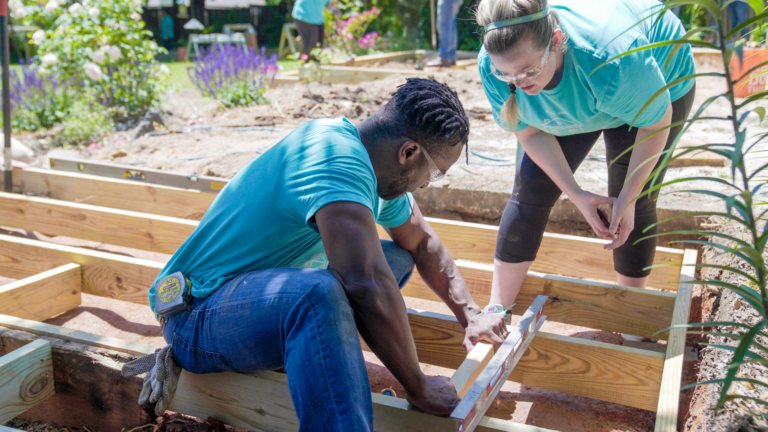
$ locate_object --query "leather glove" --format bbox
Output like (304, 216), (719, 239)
(121, 345), (181, 416)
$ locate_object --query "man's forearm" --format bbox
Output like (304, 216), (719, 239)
(411, 233), (482, 328)
(339, 273), (428, 396)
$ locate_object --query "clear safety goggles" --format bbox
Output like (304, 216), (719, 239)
(420, 145), (445, 183)
(489, 39), (551, 84)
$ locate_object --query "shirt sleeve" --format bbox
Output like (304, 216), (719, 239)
(280, 145), (377, 230)
(599, 36), (671, 128)
(377, 192), (413, 228)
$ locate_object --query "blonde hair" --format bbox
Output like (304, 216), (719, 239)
(476, 0), (565, 130)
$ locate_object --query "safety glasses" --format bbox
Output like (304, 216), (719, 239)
(420, 145), (445, 182)
(489, 39), (551, 84)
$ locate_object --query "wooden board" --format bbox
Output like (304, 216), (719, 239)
(331, 50), (418, 66)
(0, 339), (55, 423)
(2, 168), (214, 220)
(0, 192), (197, 255)
(0, 326), (149, 431)
(0, 234), (163, 304)
(380, 219), (685, 289)
(450, 342), (494, 398)
(654, 249), (698, 432)
(0, 320), (553, 432)
(404, 260), (677, 339)
(393, 309), (665, 411)
(0, 263), (82, 321)
(3, 168), (683, 287)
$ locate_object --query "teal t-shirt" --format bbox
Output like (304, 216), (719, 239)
(479, 0), (695, 136)
(292, 0), (331, 25)
(148, 118), (413, 311)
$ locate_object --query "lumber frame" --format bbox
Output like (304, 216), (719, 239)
(654, 249), (698, 432)
(0, 263), (81, 321)
(0, 170), (683, 286)
(406, 260), (677, 339)
(0, 316), (557, 432)
(0, 339), (55, 423)
(397, 309), (665, 411)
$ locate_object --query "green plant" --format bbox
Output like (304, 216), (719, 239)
(21, 0), (168, 121)
(596, 0), (768, 416)
(59, 91), (114, 147)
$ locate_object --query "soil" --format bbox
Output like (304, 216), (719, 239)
(683, 217), (768, 432)
(5, 54), (768, 431)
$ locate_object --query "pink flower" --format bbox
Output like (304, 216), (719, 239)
(346, 33), (353, 40)
(382, 42), (386, 49)
(300, 53), (308, 60)
(371, 32), (379, 38)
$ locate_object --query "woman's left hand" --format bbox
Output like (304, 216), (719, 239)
(605, 192), (636, 250)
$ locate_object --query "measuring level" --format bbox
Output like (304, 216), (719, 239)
(49, 157), (230, 194)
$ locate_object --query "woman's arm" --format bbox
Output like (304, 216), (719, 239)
(515, 126), (614, 238)
(606, 102), (673, 250)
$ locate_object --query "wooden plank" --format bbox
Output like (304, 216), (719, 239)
(380, 218), (685, 289)
(450, 342), (494, 398)
(0, 326), (149, 430)
(0, 234), (163, 304)
(404, 259), (677, 339)
(0, 425), (24, 431)
(316, 65), (429, 84)
(0, 339), (55, 423)
(2, 167), (214, 220)
(4, 168), (682, 287)
(654, 249), (697, 432)
(0, 192), (197, 255)
(401, 309), (665, 411)
(331, 50), (417, 66)
(0, 264), (81, 321)
(0, 319), (552, 432)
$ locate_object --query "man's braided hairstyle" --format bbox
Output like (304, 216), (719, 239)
(382, 78), (470, 161)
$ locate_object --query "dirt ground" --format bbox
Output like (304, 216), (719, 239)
(5, 55), (767, 431)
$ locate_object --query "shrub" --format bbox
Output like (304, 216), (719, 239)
(324, 7), (384, 56)
(58, 90), (114, 147)
(6, 59), (74, 131)
(187, 44), (278, 107)
(20, 0), (168, 121)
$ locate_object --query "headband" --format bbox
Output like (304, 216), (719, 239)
(484, 6), (550, 32)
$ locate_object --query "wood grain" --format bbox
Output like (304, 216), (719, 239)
(3, 168), (214, 220)
(0, 234), (162, 304)
(0, 320), (552, 432)
(450, 342), (494, 398)
(379, 218), (684, 289)
(403, 260), (677, 339)
(0, 339), (55, 423)
(0, 192), (198, 255)
(654, 249), (698, 431)
(0, 326), (150, 431)
(0, 264), (82, 321)
(397, 309), (665, 411)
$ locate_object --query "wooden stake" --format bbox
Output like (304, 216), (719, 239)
(0, 339), (55, 423)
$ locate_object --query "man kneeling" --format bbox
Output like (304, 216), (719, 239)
(143, 79), (507, 431)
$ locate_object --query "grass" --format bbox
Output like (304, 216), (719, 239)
(164, 59), (299, 90)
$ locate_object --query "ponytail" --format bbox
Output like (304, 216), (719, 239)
(500, 83), (519, 130)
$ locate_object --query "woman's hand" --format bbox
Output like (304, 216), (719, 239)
(604, 192), (636, 250)
(569, 189), (616, 239)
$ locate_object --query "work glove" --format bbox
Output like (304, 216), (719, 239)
(121, 345), (182, 416)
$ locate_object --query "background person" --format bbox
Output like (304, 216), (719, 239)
(475, 0), (695, 340)
(426, 0), (464, 68)
(292, 0), (341, 60)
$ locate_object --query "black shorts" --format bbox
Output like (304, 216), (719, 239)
(495, 84), (696, 278)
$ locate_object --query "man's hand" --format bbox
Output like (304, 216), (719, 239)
(406, 376), (461, 416)
(463, 312), (509, 352)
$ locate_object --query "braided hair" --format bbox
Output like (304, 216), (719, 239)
(383, 78), (470, 162)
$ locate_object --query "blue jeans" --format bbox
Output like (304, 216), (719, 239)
(437, 0), (463, 61)
(162, 240), (415, 432)
(728, 2), (750, 37)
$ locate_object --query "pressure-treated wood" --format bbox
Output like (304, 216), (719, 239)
(0, 326), (150, 430)
(0, 425), (24, 431)
(0, 264), (81, 321)
(392, 309), (665, 411)
(380, 219), (685, 289)
(331, 50), (418, 66)
(2, 168), (683, 287)
(0, 339), (55, 423)
(654, 249), (698, 432)
(0, 318), (554, 432)
(0, 234), (163, 304)
(0, 192), (197, 254)
(405, 260), (677, 339)
(1, 167), (214, 220)
(450, 342), (494, 397)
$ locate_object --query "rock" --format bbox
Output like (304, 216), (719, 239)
(0, 134), (34, 163)
(131, 109), (166, 140)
